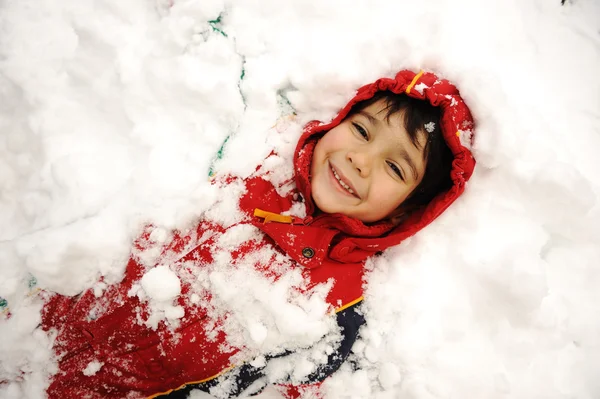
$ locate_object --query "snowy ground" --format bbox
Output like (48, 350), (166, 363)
(1, 0), (600, 398)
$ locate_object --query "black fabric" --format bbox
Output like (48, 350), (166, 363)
(158, 302), (365, 398)
(155, 363), (265, 398)
(303, 303), (366, 383)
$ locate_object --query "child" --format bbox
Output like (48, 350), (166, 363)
(40, 70), (475, 399)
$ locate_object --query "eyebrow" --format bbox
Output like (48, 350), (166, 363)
(356, 110), (381, 128)
(399, 148), (419, 181)
(357, 110), (420, 181)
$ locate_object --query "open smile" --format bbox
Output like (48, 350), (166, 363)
(329, 162), (360, 199)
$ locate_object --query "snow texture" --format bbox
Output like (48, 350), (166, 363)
(132, 265), (185, 329)
(141, 265), (182, 302)
(424, 122), (436, 133)
(82, 360), (103, 377)
(1, 0), (600, 398)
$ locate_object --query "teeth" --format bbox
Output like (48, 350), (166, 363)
(331, 166), (355, 194)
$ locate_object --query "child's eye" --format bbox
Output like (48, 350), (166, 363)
(352, 123), (368, 140)
(387, 161), (404, 181)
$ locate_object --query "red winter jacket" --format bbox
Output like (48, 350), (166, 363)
(41, 70), (475, 399)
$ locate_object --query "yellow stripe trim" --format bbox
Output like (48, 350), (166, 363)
(146, 365), (235, 398)
(335, 296), (364, 313)
(405, 70), (424, 94)
(254, 208), (293, 224)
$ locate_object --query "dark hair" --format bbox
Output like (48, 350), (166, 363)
(349, 91), (454, 219)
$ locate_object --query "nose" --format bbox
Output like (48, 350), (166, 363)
(347, 150), (370, 177)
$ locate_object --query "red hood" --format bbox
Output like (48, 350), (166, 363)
(293, 70), (476, 258)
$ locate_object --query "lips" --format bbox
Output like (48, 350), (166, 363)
(329, 162), (360, 199)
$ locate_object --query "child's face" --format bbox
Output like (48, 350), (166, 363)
(310, 100), (427, 223)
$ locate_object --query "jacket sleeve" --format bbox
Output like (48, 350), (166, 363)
(274, 302), (366, 398)
(155, 302), (365, 399)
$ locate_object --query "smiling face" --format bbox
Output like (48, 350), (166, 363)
(310, 99), (428, 223)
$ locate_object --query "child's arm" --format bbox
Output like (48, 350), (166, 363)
(152, 302), (365, 399)
(273, 301), (366, 399)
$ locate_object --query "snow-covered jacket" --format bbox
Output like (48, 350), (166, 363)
(41, 70), (475, 399)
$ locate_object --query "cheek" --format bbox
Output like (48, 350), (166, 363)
(311, 141), (325, 173)
(370, 178), (409, 208)
(316, 127), (347, 150)
(310, 148), (328, 197)
(312, 136), (330, 163)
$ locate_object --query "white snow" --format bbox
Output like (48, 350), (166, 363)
(413, 83), (428, 94)
(205, 252), (335, 358)
(378, 362), (401, 389)
(132, 265), (185, 329)
(140, 265), (182, 303)
(0, 0), (599, 399)
(82, 360), (104, 377)
(424, 122), (436, 133)
(188, 391), (220, 399)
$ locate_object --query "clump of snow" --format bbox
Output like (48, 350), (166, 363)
(130, 265), (185, 329)
(0, 298), (53, 399)
(203, 248), (335, 357)
(188, 391), (219, 399)
(413, 82), (428, 94)
(202, 179), (248, 228)
(92, 281), (108, 298)
(264, 332), (342, 385)
(424, 121), (436, 133)
(0, 0), (243, 297)
(140, 265), (181, 302)
(215, 224), (262, 252)
(82, 360), (104, 377)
